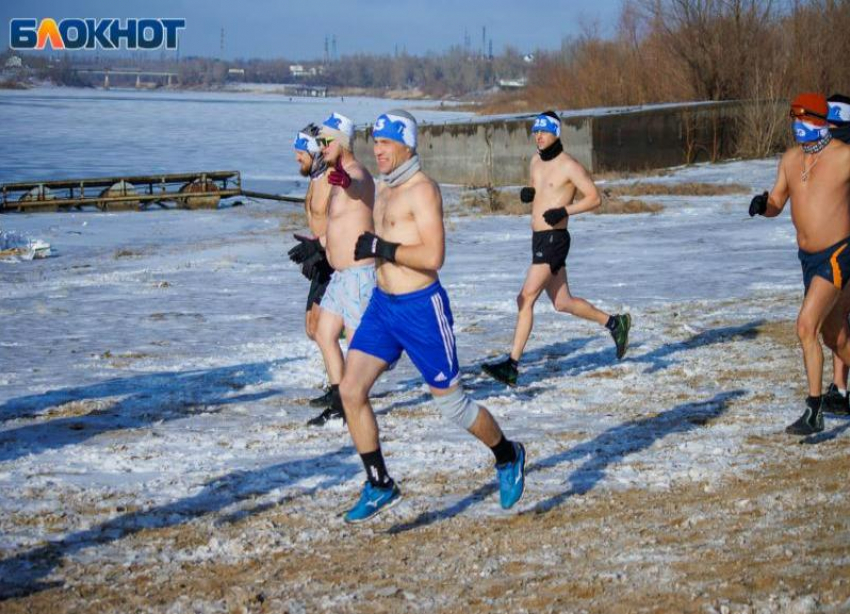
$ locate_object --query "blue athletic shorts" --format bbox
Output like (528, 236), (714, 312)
(349, 281), (461, 389)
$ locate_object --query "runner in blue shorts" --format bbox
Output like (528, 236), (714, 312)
(338, 110), (526, 523)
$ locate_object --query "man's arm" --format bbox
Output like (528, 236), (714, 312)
(764, 155), (790, 218)
(354, 181), (445, 270)
(394, 181), (445, 271)
(338, 162), (374, 204)
(564, 160), (601, 216)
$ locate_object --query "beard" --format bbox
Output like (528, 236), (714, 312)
(298, 161), (312, 177)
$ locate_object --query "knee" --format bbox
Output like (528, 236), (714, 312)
(340, 376), (367, 412)
(554, 296), (574, 313)
(517, 290), (535, 312)
(432, 386), (480, 431)
(796, 316), (818, 343)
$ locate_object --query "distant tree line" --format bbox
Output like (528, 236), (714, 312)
(526, 0), (850, 108)
(2, 47), (529, 96)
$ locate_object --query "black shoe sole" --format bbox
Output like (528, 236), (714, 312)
(306, 413), (346, 427)
(308, 394), (333, 408)
(615, 314), (631, 360)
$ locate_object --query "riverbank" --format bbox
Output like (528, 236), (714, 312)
(2, 157), (847, 612)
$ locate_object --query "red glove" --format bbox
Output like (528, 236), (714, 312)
(328, 160), (351, 189)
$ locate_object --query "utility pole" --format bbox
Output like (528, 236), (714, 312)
(220, 27), (225, 60)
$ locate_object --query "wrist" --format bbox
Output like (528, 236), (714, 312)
(379, 239), (399, 261)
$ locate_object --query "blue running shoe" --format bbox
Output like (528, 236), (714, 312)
(344, 481), (402, 523)
(496, 442), (526, 510)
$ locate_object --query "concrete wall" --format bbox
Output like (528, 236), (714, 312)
(353, 101), (757, 186)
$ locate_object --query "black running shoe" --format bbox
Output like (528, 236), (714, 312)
(308, 387), (333, 408)
(482, 357), (518, 387)
(610, 313), (631, 360)
(785, 399), (824, 435)
(307, 406), (346, 427)
(822, 383), (849, 415)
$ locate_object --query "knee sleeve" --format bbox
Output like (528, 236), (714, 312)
(432, 386), (480, 430)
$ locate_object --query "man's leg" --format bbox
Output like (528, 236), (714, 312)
(339, 349), (401, 522)
(824, 352), (849, 413)
(510, 264), (553, 360)
(482, 265), (550, 386)
(832, 354), (847, 388)
(548, 267), (631, 359)
(819, 284), (850, 418)
(430, 384), (526, 510)
(797, 277), (841, 398)
(340, 349), (387, 453)
(547, 266), (609, 325)
(315, 308), (346, 385)
(306, 303), (334, 408)
(308, 308), (346, 425)
(788, 277), (841, 434)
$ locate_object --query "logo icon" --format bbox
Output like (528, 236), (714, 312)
(10, 18), (186, 51)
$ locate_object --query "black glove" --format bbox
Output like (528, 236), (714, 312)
(300, 250), (324, 280)
(520, 187), (536, 204)
(542, 207), (568, 227)
(749, 191), (768, 217)
(288, 234), (322, 264)
(354, 231), (399, 262)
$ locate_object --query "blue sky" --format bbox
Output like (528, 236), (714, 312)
(2, 0), (624, 60)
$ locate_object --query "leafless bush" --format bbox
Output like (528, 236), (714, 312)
(460, 187), (531, 215)
(603, 182), (748, 197)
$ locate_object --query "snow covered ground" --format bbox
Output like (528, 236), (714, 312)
(1, 158), (848, 613)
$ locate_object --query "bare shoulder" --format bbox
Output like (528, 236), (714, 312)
(349, 159), (374, 182)
(559, 152), (585, 172)
(407, 172), (441, 199)
(780, 146), (799, 167)
(831, 138), (850, 159)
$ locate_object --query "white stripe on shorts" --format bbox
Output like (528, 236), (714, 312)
(431, 293), (454, 368)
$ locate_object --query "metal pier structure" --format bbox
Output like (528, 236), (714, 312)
(0, 171), (305, 213)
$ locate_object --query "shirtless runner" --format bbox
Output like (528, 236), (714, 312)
(819, 94), (850, 415)
(338, 110), (526, 522)
(299, 112), (377, 426)
(483, 111), (631, 387)
(750, 93), (850, 434)
(287, 123), (334, 409)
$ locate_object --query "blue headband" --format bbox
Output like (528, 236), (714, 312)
(294, 132), (319, 154)
(532, 114), (561, 137)
(373, 113), (418, 149)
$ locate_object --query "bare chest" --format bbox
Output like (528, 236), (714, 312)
(376, 194), (414, 233)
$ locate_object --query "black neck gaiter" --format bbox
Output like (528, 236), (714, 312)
(539, 139), (563, 161)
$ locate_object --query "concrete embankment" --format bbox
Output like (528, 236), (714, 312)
(354, 100), (769, 186)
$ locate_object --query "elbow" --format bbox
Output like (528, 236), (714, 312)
(590, 193), (602, 210)
(426, 249), (445, 270)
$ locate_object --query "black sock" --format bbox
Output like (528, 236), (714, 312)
(806, 395), (822, 411)
(360, 449), (393, 488)
(490, 436), (517, 465)
(330, 384), (343, 413)
(508, 357), (518, 368)
(605, 315), (618, 332)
